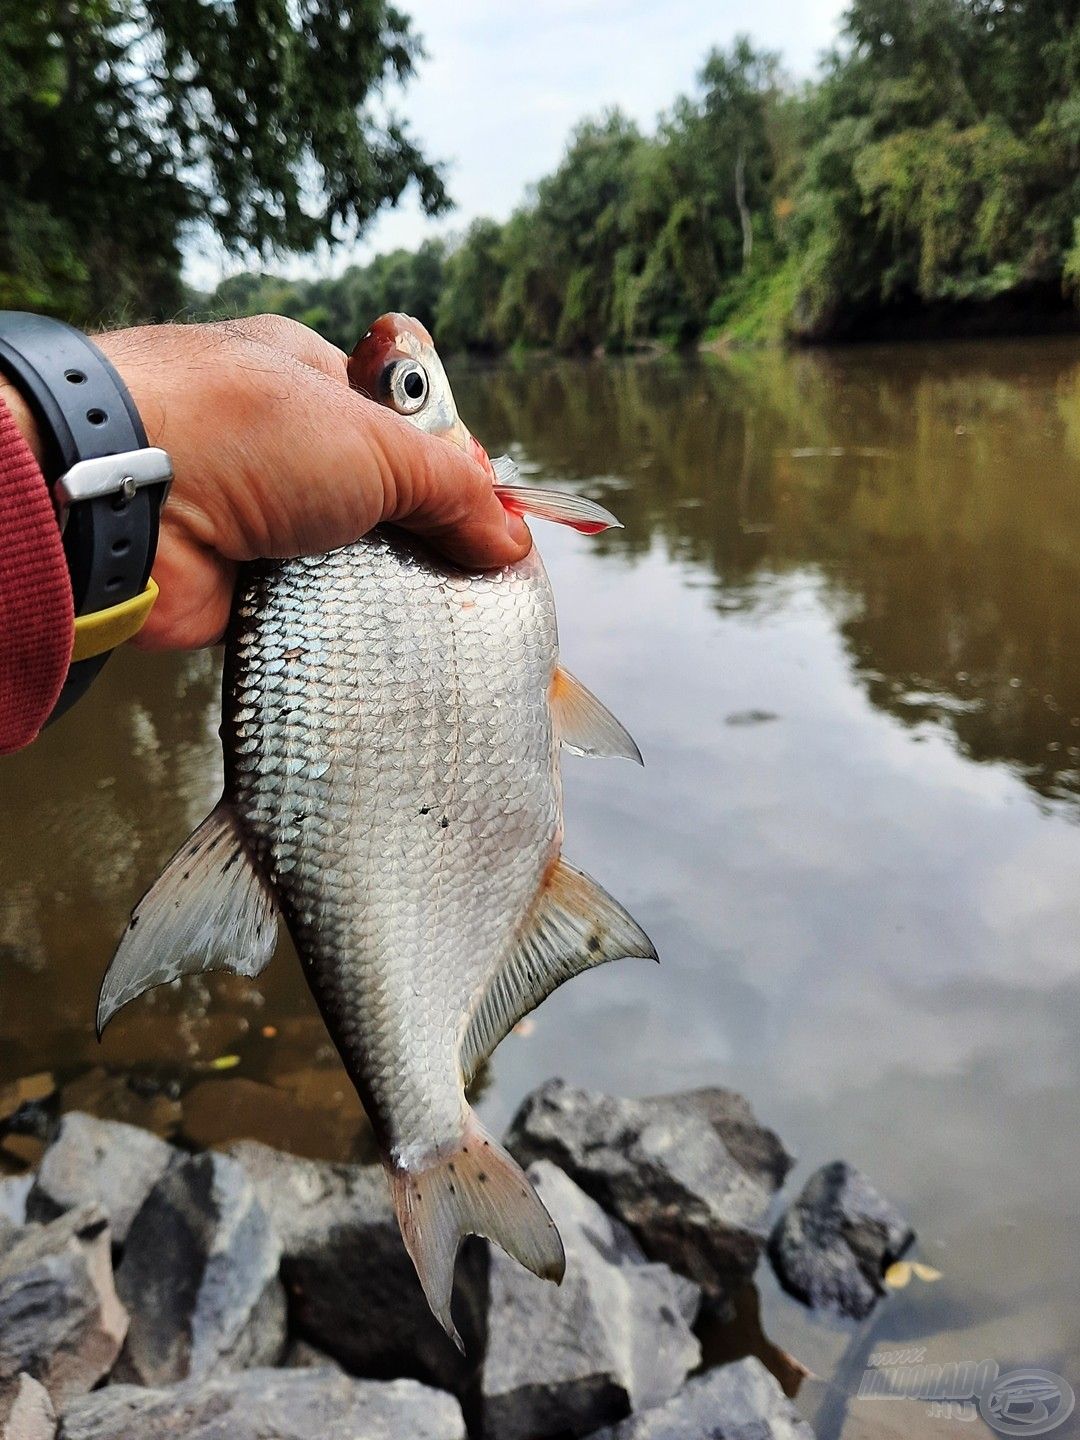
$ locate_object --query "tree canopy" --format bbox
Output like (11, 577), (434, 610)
(0, 0), (447, 323)
(6, 1), (1080, 348)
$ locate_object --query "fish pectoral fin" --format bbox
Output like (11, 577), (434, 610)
(460, 857), (657, 1087)
(489, 456), (621, 535)
(389, 1110), (564, 1349)
(490, 453), (521, 486)
(550, 666), (643, 764)
(97, 799), (278, 1037)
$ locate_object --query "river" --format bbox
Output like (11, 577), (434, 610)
(3, 339), (1079, 1437)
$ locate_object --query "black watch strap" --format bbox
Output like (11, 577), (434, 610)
(0, 312), (170, 722)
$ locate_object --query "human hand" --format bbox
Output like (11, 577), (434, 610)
(34, 315), (529, 649)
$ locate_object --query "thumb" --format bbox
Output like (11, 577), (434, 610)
(370, 405), (532, 570)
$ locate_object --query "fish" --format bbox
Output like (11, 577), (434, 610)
(98, 313), (656, 1345)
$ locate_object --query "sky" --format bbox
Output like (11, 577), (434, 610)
(184, 0), (848, 290)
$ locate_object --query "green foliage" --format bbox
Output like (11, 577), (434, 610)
(197, 238), (448, 352)
(791, 0), (1080, 334)
(14, 1), (1076, 349)
(0, 0), (447, 326)
(435, 220), (507, 353)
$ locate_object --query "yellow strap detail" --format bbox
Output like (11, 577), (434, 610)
(71, 577), (159, 662)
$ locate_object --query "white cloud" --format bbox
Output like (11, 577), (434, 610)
(185, 0), (846, 288)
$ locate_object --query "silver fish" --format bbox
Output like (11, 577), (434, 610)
(99, 313), (655, 1344)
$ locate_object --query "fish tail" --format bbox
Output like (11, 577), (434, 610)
(388, 1110), (565, 1350)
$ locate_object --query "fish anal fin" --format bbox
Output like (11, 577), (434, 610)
(550, 667), (642, 764)
(97, 800), (278, 1037)
(460, 857), (657, 1087)
(389, 1110), (565, 1349)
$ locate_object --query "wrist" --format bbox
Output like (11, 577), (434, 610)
(0, 376), (44, 465)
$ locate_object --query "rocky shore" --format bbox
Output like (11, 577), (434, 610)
(0, 1078), (914, 1440)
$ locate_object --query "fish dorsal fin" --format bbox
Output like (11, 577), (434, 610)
(460, 857), (657, 1086)
(97, 800), (278, 1036)
(550, 667), (642, 764)
(489, 454), (621, 535)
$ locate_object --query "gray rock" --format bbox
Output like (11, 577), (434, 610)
(587, 1358), (815, 1440)
(57, 1367), (466, 1440)
(481, 1161), (700, 1440)
(0, 1207), (127, 1407)
(114, 1152), (285, 1384)
(27, 1113), (175, 1247)
(0, 1176), (32, 1228)
(0, 1373), (57, 1440)
(283, 1338), (344, 1371)
(228, 1141), (482, 1391)
(768, 1161), (914, 1320)
(506, 1081), (793, 1307)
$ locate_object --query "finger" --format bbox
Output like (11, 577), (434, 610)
(135, 528), (235, 650)
(361, 402), (533, 570)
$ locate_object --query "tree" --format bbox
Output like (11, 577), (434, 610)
(792, 0), (1080, 334)
(0, 0), (448, 324)
(697, 38), (782, 270)
(436, 219), (507, 352)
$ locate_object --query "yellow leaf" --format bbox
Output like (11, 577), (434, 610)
(210, 1055), (241, 1071)
(884, 1261), (912, 1288)
(912, 1263), (943, 1282)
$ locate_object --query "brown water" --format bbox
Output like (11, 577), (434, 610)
(3, 341), (1079, 1436)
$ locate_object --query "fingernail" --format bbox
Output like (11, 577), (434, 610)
(504, 513), (530, 547)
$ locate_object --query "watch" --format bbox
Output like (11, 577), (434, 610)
(0, 312), (172, 722)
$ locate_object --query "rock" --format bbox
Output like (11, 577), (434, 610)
(506, 1081), (793, 1307)
(57, 1367), (466, 1440)
(0, 1175), (33, 1227)
(27, 1113), (175, 1247)
(586, 1358), (815, 1439)
(0, 1206), (127, 1407)
(114, 1151), (285, 1384)
(0, 1075), (55, 1131)
(480, 1162), (700, 1440)
(283, 1338), (344, 1371)
(227, 1141), (481, 1392)
(0, 1374), (56, 1440)
(768, 1161), (914, 1320)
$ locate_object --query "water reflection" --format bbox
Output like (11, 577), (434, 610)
(456, 340), (1080, 808)
(2, 341), (1079, 1438)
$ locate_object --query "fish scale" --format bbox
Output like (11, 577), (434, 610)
(225, 530), (562, 1159)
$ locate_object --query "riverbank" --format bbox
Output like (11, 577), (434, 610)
(1, 1074), (918, 1440)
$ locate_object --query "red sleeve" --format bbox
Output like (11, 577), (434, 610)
(0, 395), (74, 753)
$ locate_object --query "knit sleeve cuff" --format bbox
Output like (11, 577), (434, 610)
(0, 391), (74, 753)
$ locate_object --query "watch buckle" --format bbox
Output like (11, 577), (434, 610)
(53, 448), (173, 533)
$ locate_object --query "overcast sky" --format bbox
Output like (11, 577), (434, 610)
(185, 0), (848, 289)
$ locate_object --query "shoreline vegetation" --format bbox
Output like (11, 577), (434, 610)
(191, 4), (1080, 354)
(4, 4), (1078, 353)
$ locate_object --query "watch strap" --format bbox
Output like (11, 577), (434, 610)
(0, 313), (167, 722)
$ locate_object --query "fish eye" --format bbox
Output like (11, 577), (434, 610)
(385, 360), (429, 415)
